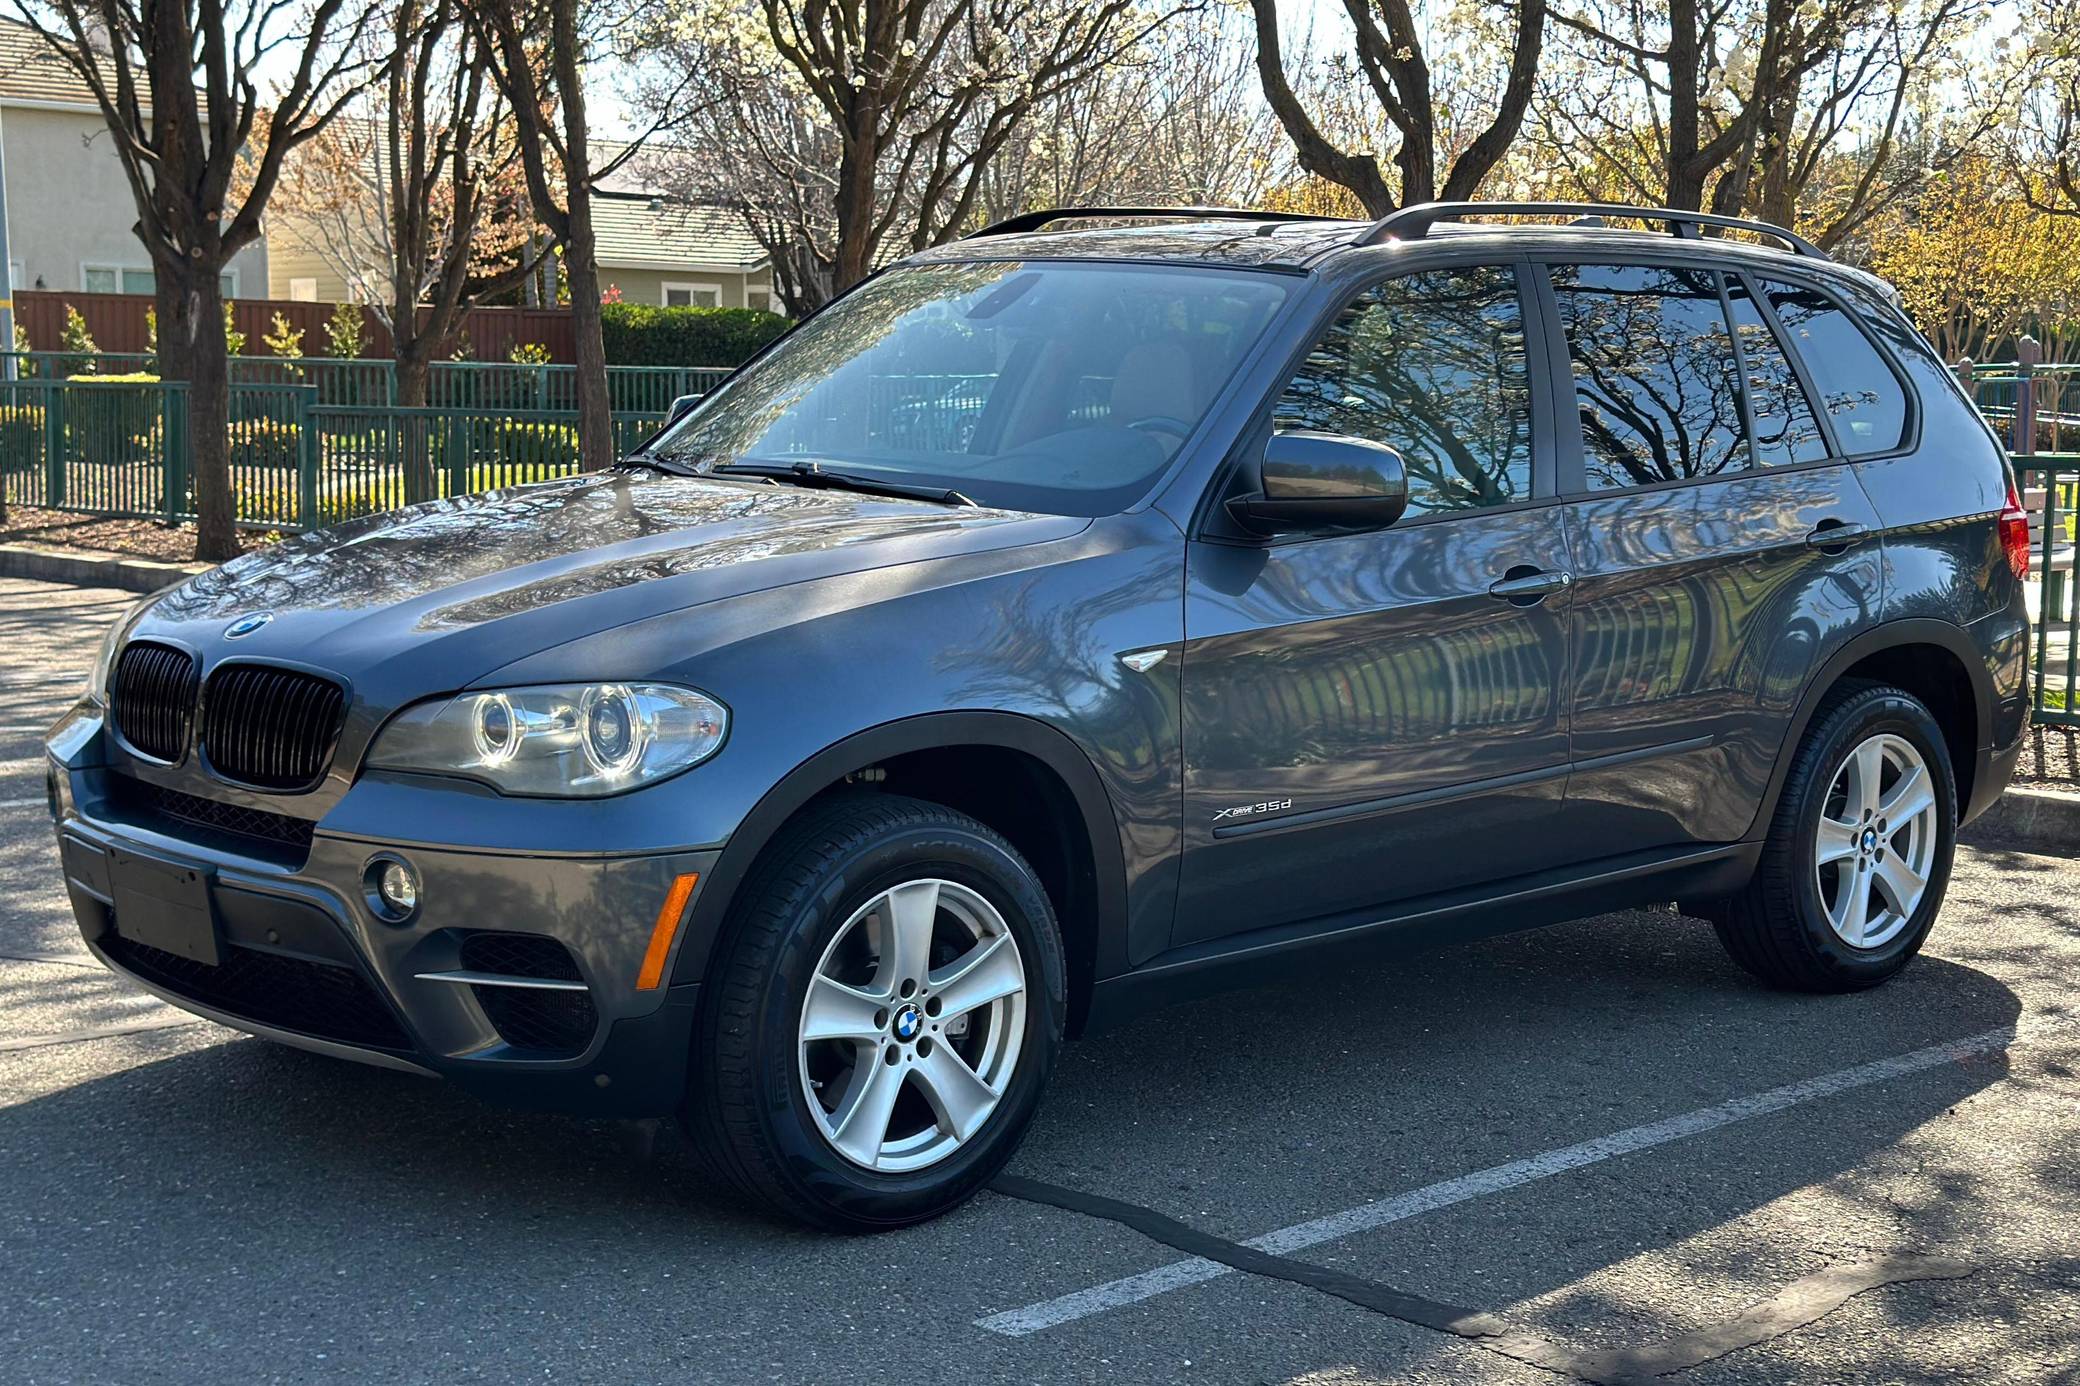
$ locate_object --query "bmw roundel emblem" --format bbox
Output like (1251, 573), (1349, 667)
(892, 1003), (924, 1042)
(224, 612), (273, 639)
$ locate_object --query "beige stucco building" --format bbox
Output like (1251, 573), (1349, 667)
(0, 21), (267, 300)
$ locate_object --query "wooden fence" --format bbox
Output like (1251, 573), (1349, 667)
(13, 291), (579, 362)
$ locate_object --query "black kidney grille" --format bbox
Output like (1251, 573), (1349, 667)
(201, 664), (347, 791)
(109, 641), (196, 762)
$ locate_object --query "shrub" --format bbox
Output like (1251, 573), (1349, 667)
(58, 306), (98, 375)
(508, 341), (552, 366)
(229, 416), (302, 470)
(223, 303), (245, 356)
(62, 373), (162, 462)
(0, 403), (43, 473)
(325, 300), (366, 359)
(601, 302), (788, 367)
(263, 312), (306, 360)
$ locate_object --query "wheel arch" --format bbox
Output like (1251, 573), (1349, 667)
(1751, 619), (1993, 838)
(673, 711), (1126, 1035)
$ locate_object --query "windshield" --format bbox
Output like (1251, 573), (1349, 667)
(653, 260), (1292, 516)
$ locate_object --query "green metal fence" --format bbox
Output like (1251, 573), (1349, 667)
(1959, 345), (2078, 727)
(0, 352), (731, 413)
(0, 377), (666, 532)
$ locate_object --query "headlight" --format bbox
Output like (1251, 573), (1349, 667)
(366, 682), (727, 797)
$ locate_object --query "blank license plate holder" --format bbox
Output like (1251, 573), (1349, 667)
(109, 846), (219, 967)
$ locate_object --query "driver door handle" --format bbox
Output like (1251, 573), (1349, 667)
(1488, 569), (1574, 602)
(1804, 520), (1871, 552)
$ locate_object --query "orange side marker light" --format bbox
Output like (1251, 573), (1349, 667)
(637, 872), (699, 990)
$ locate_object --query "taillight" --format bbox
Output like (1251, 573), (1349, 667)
(1999, 477), (2031, 582)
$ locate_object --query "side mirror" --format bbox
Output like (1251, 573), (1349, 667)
(667, 393), (701, 424)
(1226, 430), (1410, 535)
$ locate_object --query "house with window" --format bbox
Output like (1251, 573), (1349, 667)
(265, 133), (778, 313)
(591, 195), (777, 312)
(0, 19), (264, 301)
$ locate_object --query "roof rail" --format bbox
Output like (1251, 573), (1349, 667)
(1355, 201), (1826, 259)
(967, 206), (1350, 239)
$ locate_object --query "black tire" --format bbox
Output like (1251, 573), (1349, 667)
(1715, 680), (1957, 992)
(683, 792), (1065, 1231)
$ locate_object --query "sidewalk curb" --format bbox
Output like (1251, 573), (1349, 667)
(1962, 785), (2080, 856)
(0, 543), (211, 594)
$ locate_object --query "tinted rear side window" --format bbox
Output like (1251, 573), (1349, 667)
(1273, 264), (1533, 516)
(1725, 277), (1828, 467)
(1551, 264), (1748, 490)
(1759, 278), (1908, 455)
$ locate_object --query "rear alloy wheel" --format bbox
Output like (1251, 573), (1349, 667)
(1713, 680), (1957, 993)
(685, 793), (1064, 1230)
(1812, 733), (1940, 951)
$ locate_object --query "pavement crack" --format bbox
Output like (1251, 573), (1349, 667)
(990, 1174), (1974, 1384)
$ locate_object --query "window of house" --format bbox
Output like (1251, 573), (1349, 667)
(82, 264), (236, 298)
(1725, 276), (1827, 467)
(288, 278), (319, 302)
(1552, 263), (1749, 490)
(1271, 264), (1534, 516)
(663, 282), (721, 308)
(1758, 278), (1908, 455)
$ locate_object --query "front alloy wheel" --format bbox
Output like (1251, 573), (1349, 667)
(685, 792), (1064, 1230)
(798, 878), (1028, 1172)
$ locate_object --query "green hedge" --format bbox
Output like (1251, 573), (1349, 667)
(601, 303), (788, 367)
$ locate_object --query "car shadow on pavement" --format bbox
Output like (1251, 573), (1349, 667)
(0, 905), (2035, 1377)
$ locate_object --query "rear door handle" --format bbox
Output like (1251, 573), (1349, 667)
(1488, 568), (1574, 603)
(1805, 520), (1871, 552)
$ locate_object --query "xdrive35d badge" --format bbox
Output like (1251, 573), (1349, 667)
(46, 201), (2030, 1231)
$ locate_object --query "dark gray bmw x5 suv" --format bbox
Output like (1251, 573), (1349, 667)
(47, 203), (2032, 1229)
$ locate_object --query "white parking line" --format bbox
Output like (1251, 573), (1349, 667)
(978, 1024), (2017, 1337)
(0, 796), (48, 810)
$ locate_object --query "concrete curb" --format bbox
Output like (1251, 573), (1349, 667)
(0, 542), (211, 594)
(1962, 785), (2080, 857)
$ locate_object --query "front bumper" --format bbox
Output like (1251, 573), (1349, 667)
(50, 728), (719, 1120)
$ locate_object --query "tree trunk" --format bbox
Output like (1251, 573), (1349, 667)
(548, 0), (613, 470)
(831, 124), (880, 292)
(182, 272), (237, 561)
(563, 208), (614, 469)
(395, 349), (436, 501)
(153, 274), (194, 384)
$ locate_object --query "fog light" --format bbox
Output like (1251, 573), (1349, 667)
(365, 855), (421, 922)
(379, 861), (418, 912)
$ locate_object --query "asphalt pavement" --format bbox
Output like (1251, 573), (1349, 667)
(3, 573), (2078, 1384)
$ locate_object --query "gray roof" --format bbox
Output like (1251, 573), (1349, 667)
(0, 17), (118, 109)
(593, 198), (769, 273)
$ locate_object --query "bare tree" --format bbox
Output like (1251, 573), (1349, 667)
(1247, 0), (1547, 217)
(2015, 0), (2080, 219)
(1536, 0), (1999, 248)
(10, 0), (377, 558)
(629, 0), (1193, 312)
(279, 0), (558, 495)
(978, 8), (1286, 218)
(466, 0), (610, 468)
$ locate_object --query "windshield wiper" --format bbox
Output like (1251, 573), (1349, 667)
(711, 460), (977, 508)
(615, 449), (700, 477)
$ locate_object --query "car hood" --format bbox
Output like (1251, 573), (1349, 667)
(135, 470), (1086, 698)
